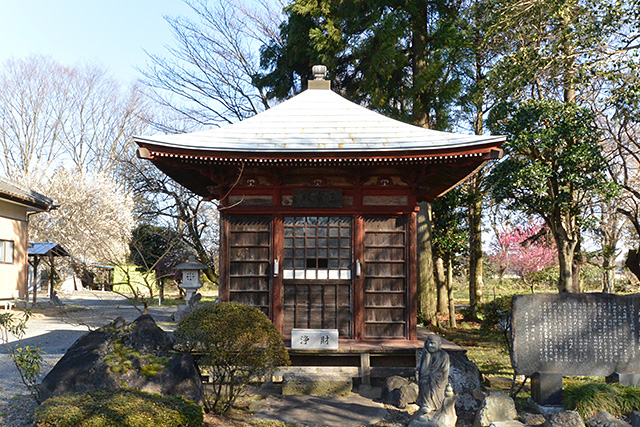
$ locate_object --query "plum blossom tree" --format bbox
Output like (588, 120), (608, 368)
(489, 221), (558, 293)
(29, 168), (135, 276)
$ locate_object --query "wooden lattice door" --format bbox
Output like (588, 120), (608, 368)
(227, 216), (271, 317)
(282, 216), (352, 338)
(363, 216), (407, 338)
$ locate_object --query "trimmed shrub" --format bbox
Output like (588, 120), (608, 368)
(174, 302), (290, 414)
(34, 388), (203, 427)
(564, 382), (640, 418)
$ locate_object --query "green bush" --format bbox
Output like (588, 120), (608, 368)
(564, 382), (640, 418)
(174, 302), (290, 414)
(480, 295), (513, 333)
(34, 388), (203, 427)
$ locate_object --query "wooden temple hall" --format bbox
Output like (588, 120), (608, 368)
(135, 67), (504, 347)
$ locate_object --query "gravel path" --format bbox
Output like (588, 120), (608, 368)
(0, 290), (179, 426)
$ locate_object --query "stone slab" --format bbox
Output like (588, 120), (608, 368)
(251, 393), (386, 427)
(605, 373), (640, 386)
(291, 328), (339, 350)
(511, 293), (640, 376)
(490, 421), (526, 427)
(531, 373), (562, 406)
(282, 372), (352, 396)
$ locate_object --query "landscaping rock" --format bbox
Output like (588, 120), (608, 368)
(383, 376), (411, 395)
(408, 394), (457, 427)
(38, 315), (203, 404)
(473, 391), (518, 427)
(490, 421), (527, 427)
(529, 401), (565, 417)
(281, 372), (352, 397)
(587, 411), (631, 427)
(630, 411), (640, 427)
(545, 411), (585, 427)
(520, 412), (547, 426)
(382, 376), (410, 403)
(381, 376), (419, 408)
(398, 383), (420, 408)
(448, 351), (484, 412)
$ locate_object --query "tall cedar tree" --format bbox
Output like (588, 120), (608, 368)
(432, 188), (468, 327)
(254, 0), (468, 326)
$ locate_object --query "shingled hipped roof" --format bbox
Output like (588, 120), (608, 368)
(134, 85), (504, 158)
(134, 80), (504, 201)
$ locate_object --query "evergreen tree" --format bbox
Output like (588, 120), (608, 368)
(487, 100), (616, 292)
(255, 0), (470, 327)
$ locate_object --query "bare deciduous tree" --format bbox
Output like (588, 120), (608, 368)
(124, 157), (219, 283)
(139, 0), (285, 129)
(0, 56), (149, 187)
(0, 56), (68, 186)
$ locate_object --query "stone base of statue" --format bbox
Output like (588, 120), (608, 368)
(408, 394), (457, 427)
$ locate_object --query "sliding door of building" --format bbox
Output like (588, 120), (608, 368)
(282, 216), (352, 338)
(363, 216), (407, 339)
(227, 216), (271, 317)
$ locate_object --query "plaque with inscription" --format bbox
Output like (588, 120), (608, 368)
(511, 293), (640, 376)
(291, 328), (339, 350)
(292, 189), (343, 208)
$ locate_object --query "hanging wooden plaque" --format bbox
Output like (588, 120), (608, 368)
(292, 189), (343, 208)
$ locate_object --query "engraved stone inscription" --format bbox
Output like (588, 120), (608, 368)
(511, 293), (640, 376)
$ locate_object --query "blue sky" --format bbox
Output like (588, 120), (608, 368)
(0, 1), (196, 84)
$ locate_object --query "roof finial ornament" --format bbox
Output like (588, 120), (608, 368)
(312, 65), (327, 80)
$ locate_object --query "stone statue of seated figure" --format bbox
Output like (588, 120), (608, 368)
(417, 334), (450, 415)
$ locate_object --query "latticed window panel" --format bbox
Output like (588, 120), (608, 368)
(283, 216), (352, 280)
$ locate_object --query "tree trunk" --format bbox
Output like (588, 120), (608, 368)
(467, 174), (484, 320)
(557, 239), (576, 293)
(626, 249), (640, 282)
(602, 250), (615, 293)
(411, 1), (429, 128)
(158, 278), (164, 305)
(446, 254), (456, 328)
(561, 12), (577, 104)
(571, 235), (582, 293)
(435, 256), (447, 314)
(417, 202), (438, 328)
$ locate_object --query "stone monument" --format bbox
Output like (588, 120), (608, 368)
(511, 293), (640, 405)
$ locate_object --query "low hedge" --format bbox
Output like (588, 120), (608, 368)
(34, 388), (203, 427)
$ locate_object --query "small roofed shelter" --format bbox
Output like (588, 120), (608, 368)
(0, 178), (54, 302)
(28, 242), (69, 304)
(135, 69), (505, 343)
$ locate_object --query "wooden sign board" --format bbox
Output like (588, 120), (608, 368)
(292, 189), (343, 208)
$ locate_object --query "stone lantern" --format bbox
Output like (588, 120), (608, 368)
(176, 255), (206, 302)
